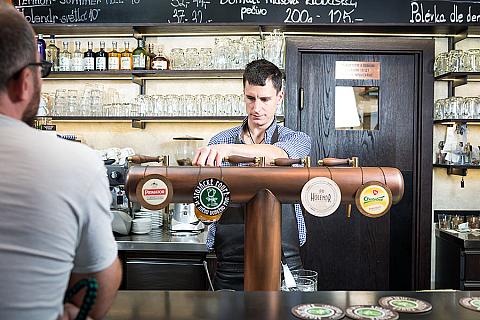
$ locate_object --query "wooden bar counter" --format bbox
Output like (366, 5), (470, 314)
(106, 290), (480, 320)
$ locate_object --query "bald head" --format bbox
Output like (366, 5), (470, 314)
(0, 3), (37, 92)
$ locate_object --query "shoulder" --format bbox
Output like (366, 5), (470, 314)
(209, 125), (242, 145)
(277, 125), (311, 144)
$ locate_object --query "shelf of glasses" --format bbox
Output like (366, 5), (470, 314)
(434, 72), (480, 88)
(434, 119), (480, 124)
(434, 163), (480, 176)
(45, 70), (245, 80)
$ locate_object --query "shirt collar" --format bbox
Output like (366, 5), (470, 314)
(238, 116), (277, 144)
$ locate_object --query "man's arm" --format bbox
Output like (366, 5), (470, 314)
(67, 258), (122, 320)
(193, 143), (287, 166)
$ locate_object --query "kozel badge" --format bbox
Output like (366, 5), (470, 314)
(301, 177), (342, 217)
(193, 178), (230, 222)
(345, 305), (399, 320)
(291, 303), (344, 320)
(355, 181), (393, 218)
(136, 174), (173, 210)
(378, 296), (432, 313)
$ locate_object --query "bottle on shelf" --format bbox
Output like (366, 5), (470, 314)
(45, 35), (59, 71)
(71, 41), (84, 72)
(83, 41), (95, 71)
(95, 41), (108, 71)
(148, 44), (156, 70)
(108, 41), (121, 71)
(37, 33), (46, 60)
(132, 38), (147, 70)
(58, 41), (71, 72)
(120, 41), (132, 70)
(152, 45), (170, 70)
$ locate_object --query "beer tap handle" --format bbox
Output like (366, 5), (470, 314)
(224, 155), (258, 164)
(318, 157), (359, 167)
(271, 156), (311, 167)
(127, 155), (164, 164)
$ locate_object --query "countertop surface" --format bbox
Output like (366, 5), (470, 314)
(106, 290), (480, 320)
(436, 227), (480, 249)
(115, 227), (208, 253)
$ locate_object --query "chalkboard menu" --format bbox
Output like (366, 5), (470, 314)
(13, 0), (480, 26)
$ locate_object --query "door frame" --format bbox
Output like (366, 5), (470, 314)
(284, 37), (434, 289)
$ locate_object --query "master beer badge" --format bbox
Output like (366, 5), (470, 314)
(193, 178), (230, 222)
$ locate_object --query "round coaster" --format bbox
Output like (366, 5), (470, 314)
(135, 174), (173, 210)
(355, 181), (393, 218)
(193, 178), (230, 222)
(378, 296), (432, 313)
(301, 177), (342, 217)
(291, 303), (344, 320)
(345, 305), (398, 320)
(459, 297), (480, 312)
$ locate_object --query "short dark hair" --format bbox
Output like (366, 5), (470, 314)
(0, 3), (37, 92)
(243, 59), (283, 93)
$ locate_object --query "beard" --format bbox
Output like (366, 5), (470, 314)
(22, 76), (41, 127)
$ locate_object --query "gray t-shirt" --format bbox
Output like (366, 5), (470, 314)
(0, 115), (118, 319)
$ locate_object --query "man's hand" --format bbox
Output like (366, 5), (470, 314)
(193, 145), (231, 166)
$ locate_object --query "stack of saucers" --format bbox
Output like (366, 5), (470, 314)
(138, 209), (162, 229)
(131, 218), (152, 234)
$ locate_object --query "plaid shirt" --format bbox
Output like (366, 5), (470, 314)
(206, 117), (311, 251)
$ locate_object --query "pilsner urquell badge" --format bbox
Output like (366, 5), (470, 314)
(355, 181), (393, 218)
(345, 305), (399, 320)
(291, 303), (344, 320)
(378, 296), (432, 313)
(459, 297), (480, 312)
(193, 178), (230, 222)
(301, 177), (341, 217)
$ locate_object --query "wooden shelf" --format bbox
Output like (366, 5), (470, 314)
(434, 119), (480, 124)
(434, 72), (480, 88)
(45, 69), (245, 80)
(434, 163), (480, 176)
(50, 116), (252, 122)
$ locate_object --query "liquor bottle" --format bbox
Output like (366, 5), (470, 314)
(132, 38), (147, 70)
(108, 41), (121, 71)
(95, 41), (108, 71)
(148, 44), (156, 70)
(71, 41), (84, 72)
(152, 46), (170, 70)
(120, 41), (132, 70)
(58, 41), (71, 72)
(37, 33), (46, 60)
(145, 43), (152, 70)
(83, 41), (95, 71)
(45, 35), (59, 71)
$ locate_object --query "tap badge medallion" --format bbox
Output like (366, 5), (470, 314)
(291, 303), (344, 320)
(355, 181), (393, 218)
(136, 174), (173, 210)
(301, 177), (342, 217)
(193, 178), (230, 222)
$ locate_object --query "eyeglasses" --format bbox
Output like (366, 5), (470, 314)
(27, 61), (52, 78)
(10, 60), (52, 80)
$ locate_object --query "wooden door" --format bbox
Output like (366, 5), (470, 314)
(285, 38), (434, 290)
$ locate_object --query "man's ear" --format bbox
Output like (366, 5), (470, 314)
(7, 67), (33, 103)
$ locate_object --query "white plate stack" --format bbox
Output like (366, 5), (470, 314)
(138, 209), (163, 229)
(131, 217), (152, 234)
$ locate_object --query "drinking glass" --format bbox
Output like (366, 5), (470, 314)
(54, 89), (67, 116)
(170, 48), (185, 70)
(199, 48), (213, 70)
(291, 269), (318, 290)
(438, 214), (451, 229)
(434, 52), (448, 77)
(448, 50), (464, 72)
(184, 48), (200, 70)
(451, 215), (465, 230)
(467, 215), (480, 229)
(281, 277), (315, 292)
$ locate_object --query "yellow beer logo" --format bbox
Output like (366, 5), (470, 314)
(359, 185), (390, 216)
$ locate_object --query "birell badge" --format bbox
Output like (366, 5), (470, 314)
(355, 181), (393, 218)
(136, 174), (173, 210)
(301, 177), (342, 217)
(193, 178), (230, 222)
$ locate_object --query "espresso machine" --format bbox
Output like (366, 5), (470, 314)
(170, 136), (205, 233)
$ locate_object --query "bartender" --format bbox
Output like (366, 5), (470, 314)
(193, 59), (311, 290)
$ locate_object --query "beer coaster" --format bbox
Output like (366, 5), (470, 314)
(301, 177), (342, 217)
(378, 296), (432, 313)
(355, 181), (392, 218)
(345, 305), (398, 320)
(291, 304), (344, 320)
(459, 297), (480, 312)
(135, 174), (173, 210)
(193, 178), (230, 222)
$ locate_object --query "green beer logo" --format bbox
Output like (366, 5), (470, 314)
(193, 178), (230, 217)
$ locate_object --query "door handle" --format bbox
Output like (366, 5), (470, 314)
(299, 87), (304, 111)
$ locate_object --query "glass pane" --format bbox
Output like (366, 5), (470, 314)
(335, 86), (379, 131)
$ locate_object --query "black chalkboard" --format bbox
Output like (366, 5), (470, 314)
(13, 0), (480, 26)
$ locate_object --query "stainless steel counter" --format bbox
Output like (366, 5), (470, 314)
(115, 228), (208, 253)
